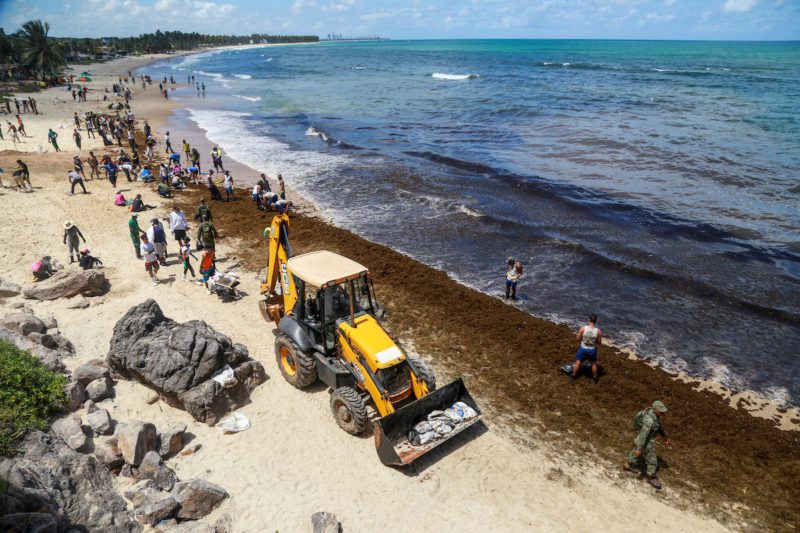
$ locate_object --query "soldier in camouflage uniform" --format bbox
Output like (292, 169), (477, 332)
(624, 400), (670, 489)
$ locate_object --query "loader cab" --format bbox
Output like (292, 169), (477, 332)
(286, 251), (381, 356)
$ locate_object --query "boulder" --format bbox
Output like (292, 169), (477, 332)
(107, 300), (267, 425)
(67, 296), (90, 309)
(0, 431), (140, 532)
(64, 381), (87, 412)
(157, 424), (187, 458)
(42, 315), (58, 330)
(139, 451), (177, 491)
(172, 479), (229, 520)
(1, 311), (47, 336)
(86, 375), (114, 402)
(87, 408), (114, 435)
(73, 359), (110, 386)
(312, 512), (341, 533)
(0, 513), (57, 533)
(94, 438), (124, 470)
(23, 270), (107, 301)
(157, 522), (214, 533)
(85, 399), (98, 413)
(134, 492), (178, 527)
(51, 414), (89, 453)
(180, 443), (201, 456)
(0, 277), (23, 297)
(124, 479), (159, 507)
(118, 421), (157, 466)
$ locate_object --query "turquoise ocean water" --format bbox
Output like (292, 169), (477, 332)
(145, 39), (800, 404)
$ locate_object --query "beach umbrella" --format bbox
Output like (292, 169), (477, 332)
(78, 76), (92, 82)
(80, 71), (91, 76)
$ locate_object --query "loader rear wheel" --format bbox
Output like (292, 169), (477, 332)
(409, 357), (436, 392)
(275, 334), (317, 388)
(330, 387), (368, 435)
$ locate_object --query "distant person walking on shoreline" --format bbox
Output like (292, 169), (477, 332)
(504, 257), (523, 300)
(164, 131), (173, 153)
(624, 401), (670, 490)
(571, 314), (602, 383)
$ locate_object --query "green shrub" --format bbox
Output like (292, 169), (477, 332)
(0, 340), (68, 457)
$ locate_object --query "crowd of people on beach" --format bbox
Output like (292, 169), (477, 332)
(3, 65), (674, 493)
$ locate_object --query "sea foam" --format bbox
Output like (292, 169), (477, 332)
(233, 94), (261, 102)
(233, 74), (253, 79)
(432, 73), (479, 80)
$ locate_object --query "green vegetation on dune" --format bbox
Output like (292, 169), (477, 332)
(0, 340), (67, 457)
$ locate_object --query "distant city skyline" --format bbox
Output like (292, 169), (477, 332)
(1, 0), (798, 41)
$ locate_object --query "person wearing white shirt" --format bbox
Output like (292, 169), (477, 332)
(169, 206), (188, 244)
(139, 234), (160, 285)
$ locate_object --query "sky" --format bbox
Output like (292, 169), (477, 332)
(1, 0), (798, 41)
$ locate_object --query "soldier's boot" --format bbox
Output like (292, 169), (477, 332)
(623, 463), (639, 475)
(648, 476), (662, 490)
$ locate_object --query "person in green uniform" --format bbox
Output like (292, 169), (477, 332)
(194, 198), (212, 222)
(624, 400), (670, 489)
(129, 212), (143, 259)
(196, 213), (219, 251)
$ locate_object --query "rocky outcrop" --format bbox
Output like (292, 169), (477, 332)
(139, 451), (177, 491)
(0, 277), (23, 297)
(87, 408), (114, 435)
(172, 479), (229, 520)
(0, 310), (75, 373)
(158, 423), (187, 458)
(0, 430), (140, 532)
(23, 270), (107, 301)
(107, 300), (267, 425)
(73, 359), (110, 386)
(312, 512), (342, 533)
(51, 414), (89, 453)
(117, 421), (157, 466)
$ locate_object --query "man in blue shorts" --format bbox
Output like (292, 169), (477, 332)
(572, 314), (602, 383)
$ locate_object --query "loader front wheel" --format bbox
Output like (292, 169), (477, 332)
(275, 334), (317, 388)
(330, 387), (368, 435)
(409, 357), (436, 392)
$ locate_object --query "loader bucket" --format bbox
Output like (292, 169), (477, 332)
(374, 378), (482, 466)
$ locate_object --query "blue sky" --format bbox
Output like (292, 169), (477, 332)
(1, 0), (798, 40)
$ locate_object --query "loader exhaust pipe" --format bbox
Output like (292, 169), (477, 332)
(373, 378), (482, 466)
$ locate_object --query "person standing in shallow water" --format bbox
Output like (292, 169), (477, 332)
(504, 257), (523, 300)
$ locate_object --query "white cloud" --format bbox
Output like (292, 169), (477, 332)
(664, 0), (677, 5)
(291, 0), (316, 15)
(645, 11), (677, 21)
(723, 0), (758, 13)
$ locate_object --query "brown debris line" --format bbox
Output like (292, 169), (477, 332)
(174, 187), (800, 530)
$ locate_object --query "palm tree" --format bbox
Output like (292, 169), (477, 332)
(19, 20), (65, 79)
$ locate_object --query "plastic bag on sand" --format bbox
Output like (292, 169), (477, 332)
(34, 145), (48, 153)
(216, 411), (250, 434)
(210, 364), (238, 388)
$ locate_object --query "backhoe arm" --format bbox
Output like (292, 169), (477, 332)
(259, 213), (298, 321)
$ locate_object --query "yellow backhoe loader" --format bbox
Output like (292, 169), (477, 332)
(258, 211), (482, 465)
